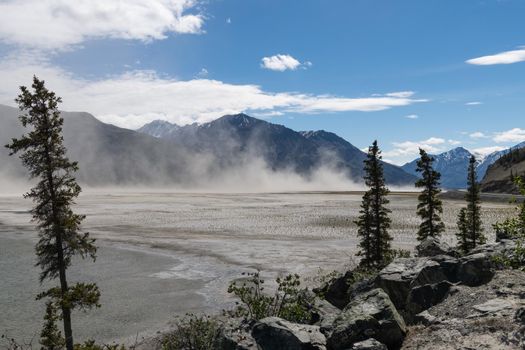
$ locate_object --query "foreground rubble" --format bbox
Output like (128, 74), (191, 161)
(144, 236), (524, 350)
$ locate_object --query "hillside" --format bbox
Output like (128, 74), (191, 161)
(0, 104), (196, 186)
(481, 147), (525, 193)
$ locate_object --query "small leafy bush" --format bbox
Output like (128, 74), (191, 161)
(227, 272), (315, 323)
(492, 176), (525, 270)
(160, 314), (221, 350)
(493, 239), (525, 271)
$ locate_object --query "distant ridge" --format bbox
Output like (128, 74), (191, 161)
(402, 144), (525, 189)
(481, 145), (525, 193)
(138, 115), (417, 185)
(137, 120), (180, 138)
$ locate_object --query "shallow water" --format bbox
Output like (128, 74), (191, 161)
(0, 191), (515, 343)
(0, 235), (209, 344)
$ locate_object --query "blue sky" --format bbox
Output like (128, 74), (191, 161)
(0, 0), (524, 164)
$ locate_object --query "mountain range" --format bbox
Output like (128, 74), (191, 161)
(137, 113), (416, 185)
(401, 143), (525, 189)
(2, 102), (521, 191)
(0, 105), (416, 187)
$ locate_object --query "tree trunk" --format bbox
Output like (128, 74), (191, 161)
(44, 115), (74, 350)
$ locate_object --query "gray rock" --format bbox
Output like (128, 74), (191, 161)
(312, 297), (341, 336)
(473, 298), (514, 315)
(351, 338), (388, 350)
(327, 289), (406, 350)
(252, 317), (326, 350)
(315, 270), (375, 310)
(412, 310), (438, 326)
(416, 237), (453, 257)
(374, 257), (451, 311)
(405, 281), (453, 319)
(216, 319), (259, 350)
(515, 307), (525, 324)
(469, 239), (516, 256)
(457, 252), (495, 286)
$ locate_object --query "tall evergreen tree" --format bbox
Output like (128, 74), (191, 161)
(415, 148), (445, 240)
(6, 77), (100, 350)
(355, 192), (373, 267)
(456, 155), (486, 253)
(355, 140), (392, 268)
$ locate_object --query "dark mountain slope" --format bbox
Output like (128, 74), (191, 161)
(300, 130), (416, 186)
(0, 104), (195, 186)
(481, 147), (525, 193)
(139, 115), (416, 185)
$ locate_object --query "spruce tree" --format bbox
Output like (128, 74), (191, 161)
(355, 140), (392, 268)
(456, 155), (486, 253)
(355, 192), (373, 267)
(6, 77), (100, 350)
(415, 148), (445, 240)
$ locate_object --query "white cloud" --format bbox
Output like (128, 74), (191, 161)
(261, 54), (308, 71)
(0, 0), (204, 50)
(226, 18), (232, 24)
(386, 91), (415, 98)
(0, 56), (426, 129)
(466, 47), (525, 65)
(469, 131), (486, 139)
(196, 68), (208, 78)
(472, 146), (506, 156)
(404, 114), (419, 119)
(493, 128), (525, 143)
(383, 138), (468, 165)
(466, 101), (482, 106)
(383, 137), (446, 159)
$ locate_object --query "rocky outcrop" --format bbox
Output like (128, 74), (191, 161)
(457, 252), (495, 286)
(401, 270), (525, 349)
(311, 298), (341, 336)
(314, 270), (375, 310)
(252, 317), (326, 350)
(405, 281), (453, 318)
(351, 338), (388, 350)
(209, 236), (524, 350)
(415, 237), (456, 257)
(374, 257), (452, 316)
(216, 318), (259, 350)
(327, 289), (406, 350)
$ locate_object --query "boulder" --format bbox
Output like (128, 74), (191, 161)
(374, 257), (452, 312)
(405, 281), (453, 319)
(252, 317), (326, 350)
(416, 237), (454, 257)
(315, 270), (375, 310)
(351, 338), (388, 350)
(311, 297), (341, 336)
(315, 271), (353, 309)
(469, 239), (516, 257)
(216, 318), (259, 350)
(327, 289), (406, 350)
(457, 252), (495, 286)
(412, 310), (438, 326)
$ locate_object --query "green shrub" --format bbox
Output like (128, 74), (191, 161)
(160, 314), (221, 350)
(492, 175), (525, 270)
(227, 272), (315, 323)
(492, 239), (525, 271)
